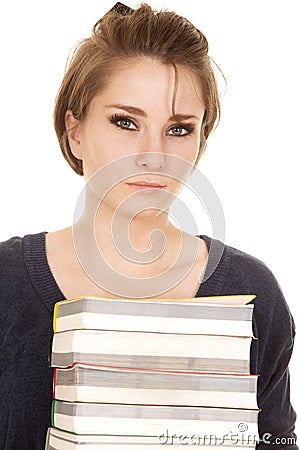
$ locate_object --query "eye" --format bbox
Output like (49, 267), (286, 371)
(167, 124), (195, 137)
(110, 114), (138, 130)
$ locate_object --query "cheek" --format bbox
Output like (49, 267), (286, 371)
(168, 138), (200, 164)
(90, 128), (132, 162)
(188, 129), (202, 164)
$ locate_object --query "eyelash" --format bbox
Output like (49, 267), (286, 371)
(109, 114), (196, 138)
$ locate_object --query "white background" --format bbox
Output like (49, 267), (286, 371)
(0, 0), (299, 433)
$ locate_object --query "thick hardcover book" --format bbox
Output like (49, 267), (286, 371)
(51, 329), (253, 373)
(53, 295), (255, 335)
(51, 400), (260, 438)
(53, 363), (258, 409)
(45, 426), (258, 449)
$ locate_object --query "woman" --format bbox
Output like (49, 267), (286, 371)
(0, 3), (297, 449)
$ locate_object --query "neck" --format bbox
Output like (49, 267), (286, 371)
(73, 188), (179, 268)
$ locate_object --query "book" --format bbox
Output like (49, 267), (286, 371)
(53, 363), (258, 409)
(53, 295), (256, 335)
(47, 294), (259, 450)
(51, 400), (260, 437)
(51, 329), (253, 373)
(45, 426), (258, 449)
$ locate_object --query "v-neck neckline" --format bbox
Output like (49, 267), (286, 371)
(23, 231), (232, 312)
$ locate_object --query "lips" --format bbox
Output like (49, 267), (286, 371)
(126, 181), (166, 188)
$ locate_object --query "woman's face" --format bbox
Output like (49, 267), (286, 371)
(66, 57), (205, 214)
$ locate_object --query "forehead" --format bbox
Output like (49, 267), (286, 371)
(93, 57), (204, 115)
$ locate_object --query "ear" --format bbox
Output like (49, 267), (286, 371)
(65, 110), (82, 160)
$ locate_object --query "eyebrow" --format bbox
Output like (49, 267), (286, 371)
(105, 104), (201, 121)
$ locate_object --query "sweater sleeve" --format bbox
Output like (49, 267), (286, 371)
(255, 287), (297, 449)
(221, 244), (298, 450)
(247, 257), (297, 449)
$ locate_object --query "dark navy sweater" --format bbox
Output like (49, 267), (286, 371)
(0, 232), (297, 449)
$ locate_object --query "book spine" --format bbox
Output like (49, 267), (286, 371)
(51, 400), (55, 427)
(53, 303), (58, 333)
(52, 368), (57, 399)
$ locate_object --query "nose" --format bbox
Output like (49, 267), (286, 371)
(135, 133), (166, 171)
(136, 151), (165, 171)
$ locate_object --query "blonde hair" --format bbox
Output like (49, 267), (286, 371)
(54, 2), (222, 175)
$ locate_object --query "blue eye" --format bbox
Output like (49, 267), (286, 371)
(167, 124), (195, 137)
(110, 114), (137, 130)
(168, 126), (188, 136)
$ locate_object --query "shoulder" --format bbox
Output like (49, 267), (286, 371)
(202, 235), (295, 338)
(223, 240), (295, 338)
(0, 236), (28, 334)
(0, 235), (32, 301)
(0, 234), (23, 252)
(0, 231), (51, 331)
(203, 234), (287, 301)
(225, 241), (284, 295)
(0, 235), (24, 273)
(0, 231), (47, 292)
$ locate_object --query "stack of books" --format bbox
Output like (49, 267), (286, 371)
(45, 295), (260, 449)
